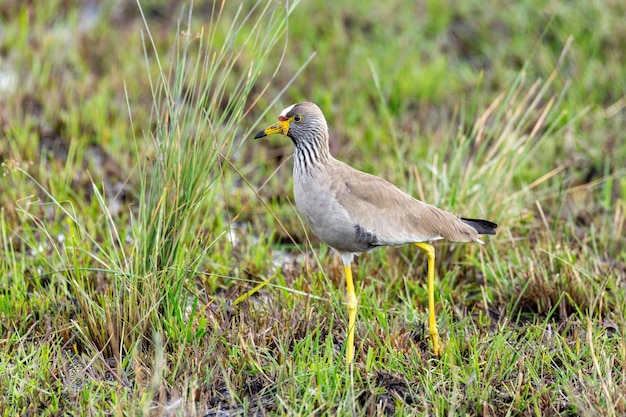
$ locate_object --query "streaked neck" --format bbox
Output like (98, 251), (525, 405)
(293, 131), (333, 176)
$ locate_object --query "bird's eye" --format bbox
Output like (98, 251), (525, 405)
(293, 114), (303, 123)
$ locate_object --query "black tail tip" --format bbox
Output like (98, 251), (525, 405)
(461, 218), (497, 235)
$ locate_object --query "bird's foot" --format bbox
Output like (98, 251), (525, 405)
(431, 331), (442, 356)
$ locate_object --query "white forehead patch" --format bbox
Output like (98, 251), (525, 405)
(279, 104), (295, 117)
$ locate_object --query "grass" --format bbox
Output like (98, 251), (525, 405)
(1, 0), (625, 415)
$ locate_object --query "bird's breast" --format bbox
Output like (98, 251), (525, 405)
(293, 173), (373, 253)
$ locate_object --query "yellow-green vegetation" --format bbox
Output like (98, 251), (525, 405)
(1, 0), (625, 415)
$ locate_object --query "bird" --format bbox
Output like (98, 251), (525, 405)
(254, 102), (497, 364)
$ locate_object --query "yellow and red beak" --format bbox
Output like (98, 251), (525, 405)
(254, 117), (290, 139)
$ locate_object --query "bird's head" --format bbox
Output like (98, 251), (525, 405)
(254, 102), (326, 146)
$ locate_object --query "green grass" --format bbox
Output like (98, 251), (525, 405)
(1, 0), (625, 415)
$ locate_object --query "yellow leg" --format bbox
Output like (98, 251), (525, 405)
(413, 242), (442, 355)
(341, 256), (357, 364)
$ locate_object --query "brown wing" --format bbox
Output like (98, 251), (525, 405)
(330, 161), (479, 245)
